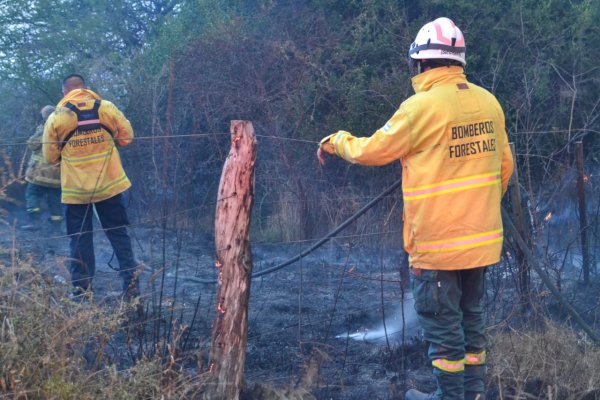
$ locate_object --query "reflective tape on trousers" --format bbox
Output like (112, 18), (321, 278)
(432, 358), (465, 373)
(465, 350), (486, 365)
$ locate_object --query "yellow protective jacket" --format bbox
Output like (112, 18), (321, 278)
(43, 89), (133, 204)
(321, 66), (514, 270)
(25, 124), (61, 188)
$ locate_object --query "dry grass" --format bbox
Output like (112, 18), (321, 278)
(0, 253), (203, 400)
(488, 320), (600, 399)
(0, 156), (207, 399)
(243, 383), (316, 400)
(254, 185), (367, 243)
(257, 190), (305, 242)
(0, 247), (324, 400)
(0, 150), (21, 218)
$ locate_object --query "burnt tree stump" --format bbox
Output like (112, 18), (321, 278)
(204, 121), (256, 400)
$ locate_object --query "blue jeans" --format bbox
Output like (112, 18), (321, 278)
(66, 193), (137, 291)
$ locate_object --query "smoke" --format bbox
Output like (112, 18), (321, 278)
(336, 294), (420, 345)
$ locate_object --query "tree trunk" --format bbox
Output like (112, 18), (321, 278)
(508, 143), (529, 301)
(204, 121), (256, 400)
(576, 141), (590, 284)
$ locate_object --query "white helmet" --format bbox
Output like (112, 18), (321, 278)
(408, 17), (466, 66)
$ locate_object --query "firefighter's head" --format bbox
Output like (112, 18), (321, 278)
(62, 74), (86, 96)
(40, 105), (55, 121)
(408, 17), (466, 76)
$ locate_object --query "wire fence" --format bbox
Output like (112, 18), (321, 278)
(2, 125), (600, 398)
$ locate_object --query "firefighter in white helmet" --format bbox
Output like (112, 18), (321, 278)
(317, 17), (513, 400)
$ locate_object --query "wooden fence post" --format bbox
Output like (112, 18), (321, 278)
(576, 141), (590, 284)
(203, 121), (256, 400)
(508, 143), (529, 299)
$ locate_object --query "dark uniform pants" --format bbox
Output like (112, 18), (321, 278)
(26, 182), (62, 219)
(412, 266), (487, 400)
(66, 193), (137, 292)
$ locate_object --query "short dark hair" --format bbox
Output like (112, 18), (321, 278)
(62, 74), (86, 86)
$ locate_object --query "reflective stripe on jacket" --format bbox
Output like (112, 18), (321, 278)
(322, 66), (514, 270)
(25, 124), (61, 188)
(42, 89), (133, 204)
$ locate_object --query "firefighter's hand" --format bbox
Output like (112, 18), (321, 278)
(317, 147), (329, 166)
(318, 134), (336, 166)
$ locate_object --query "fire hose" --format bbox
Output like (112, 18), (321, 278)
(186, 178), (403, 284)
(186, 177), (600, 343)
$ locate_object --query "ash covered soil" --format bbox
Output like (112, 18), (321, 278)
(1, 205), (435, 399)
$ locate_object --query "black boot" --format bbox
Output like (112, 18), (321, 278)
(48, 215), (64, 225)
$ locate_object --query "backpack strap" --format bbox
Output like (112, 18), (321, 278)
(59, 100), (114, 150)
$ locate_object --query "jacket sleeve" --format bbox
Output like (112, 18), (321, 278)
(103, 101), (134, 147)
(321, 106), (411, 166)
(500, 140), (514, 195)
(42, 114), (61, 164)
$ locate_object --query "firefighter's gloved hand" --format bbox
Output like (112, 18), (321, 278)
(317, 134), (335, 166)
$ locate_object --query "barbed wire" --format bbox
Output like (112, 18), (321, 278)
(4, 193), (402, 245)
(3, 121), (597, 288)
(2, 126), (599, 148)
(252, 229), (403, 246)
(0, 132), (231, 147)
(185, 179), (403, 284)
(254, 134), (319, 144)
(0, 131), (322, 148)
(4, 119), (599, 396)
(2, 131), (598, 295)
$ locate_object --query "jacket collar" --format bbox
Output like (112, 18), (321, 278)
(411, 66), (466, 93)
(57, 88), (101, 108)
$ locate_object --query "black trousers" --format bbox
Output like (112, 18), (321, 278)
(66, 193), (137, 291)
(411, 266), (487, 399)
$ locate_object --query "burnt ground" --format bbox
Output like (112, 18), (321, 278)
(6, 199), (599, 399)
(4, 171), (600, 399)
(0, 203), (436, 399)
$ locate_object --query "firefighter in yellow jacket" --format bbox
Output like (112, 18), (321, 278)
(43, 74), (139, 300)
(22, 105), (62, 230)
(318, 18), (514, 400)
